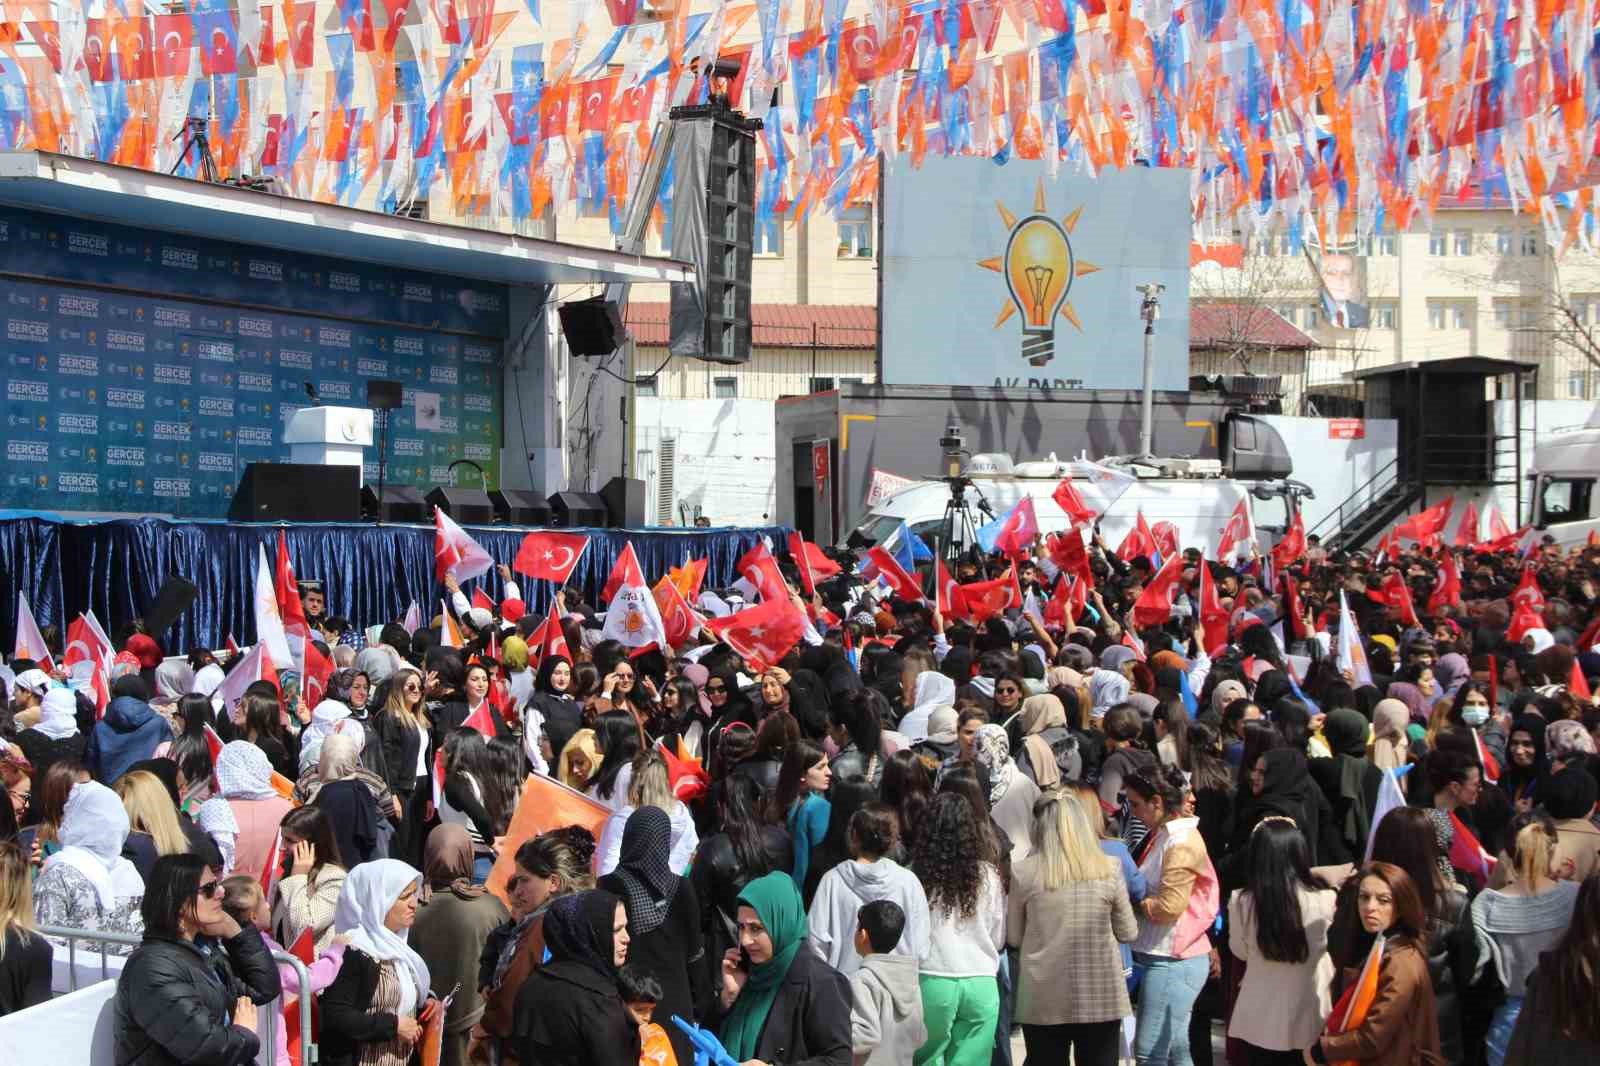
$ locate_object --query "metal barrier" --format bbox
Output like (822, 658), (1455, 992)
(37, 924), (316, 1066)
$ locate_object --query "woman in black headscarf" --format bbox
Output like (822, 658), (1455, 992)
(530, 655), (583, 769)
(785, 669), (831, 740)
(1221, 748), (1338, 888)
(1307, 708), (1384, 863)
(1252, 670), (1295, 716)
(598, 807), (707, 1065)
(1501, 713), (1548, 814)
(512, 889), (638, 1066)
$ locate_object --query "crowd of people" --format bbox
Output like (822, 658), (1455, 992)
(0, 520), (1599, 1066)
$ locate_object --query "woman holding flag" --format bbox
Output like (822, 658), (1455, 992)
(1306, 862), (1440, 1066)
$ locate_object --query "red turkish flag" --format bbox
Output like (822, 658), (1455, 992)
(704, 596), (807, 673)
(1046, 530), (1094, 587)
(1454, 500), (1480, 547)
(276, 532), (309, 632)
(303, 638), (334, 707)
(463, 701), (499, 736)
(1428, 552), (1462, 613)
(737, 542), (791, 603)
(863, 546), (924, 602)
(1042, 573), (1072, 628)
(83, 19), (114, 82)
(577, 76), (615, 133)
(787, 533), (841, 597)
(113, 16), (155, 82)
(614, 78), (657, 123)
(1283, 574), (1308, 640)
(1507, 601), (1544, 645)
(1271, 510), (1307, 569)
(471, 587), (495, 612)
(513, 531), (589, 583)
(1378, 572), (1420, 628)
(152, 14), (193, 77)
(1394, 496), (1455, 543)
(1512, 565), (1546, 613)
(1198, 563), (1228, 655)
(1052, 476), (1096, 527)
(27, 22), (63, 73)
(653, 575), (702, 649)
(1132, 551), (1185, 629)
(952, 571), (1013, 624)
(601, 542), (648, 605)
(1569, 660), (1592, 702)
(435, 507), (495, 584)
(1151, 521), (1180, 562)
(1117, 510), (1158, 564)
(1486, 505), (1514, 541)
(1216, 498), (1252, 561)
(286, 0), (316, 67)
(935, 558), (960, 617)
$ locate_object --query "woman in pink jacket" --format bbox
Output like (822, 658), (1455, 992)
(1126, 765), (1220, 1066)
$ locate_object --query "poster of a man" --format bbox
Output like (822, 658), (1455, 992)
(1317, 251), (1370, 328)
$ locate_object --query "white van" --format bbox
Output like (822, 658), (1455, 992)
(851, 453), (1305, 560)
(1528, 425), (1600, 547)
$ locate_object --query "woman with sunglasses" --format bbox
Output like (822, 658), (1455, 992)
(371, 667), (432, 865)
(113, 853), (282, 1065)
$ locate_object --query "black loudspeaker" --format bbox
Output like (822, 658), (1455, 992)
(550, 491), (608, 528)
(668, 102), (759, 363)
(230, 463), (361, 522)
(426, 486), (495, 525)
(142, 575), (198, 640)
(557, 297), (626, 356)
(491, 490), (553, 526)
(360, 484), (429, 523)
(367, 379), (403, 409)
(601, 476), (647, 528)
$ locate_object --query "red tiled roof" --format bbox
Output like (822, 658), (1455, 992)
(624, 303), (876, 349)
(1189, 301), (1315, 350)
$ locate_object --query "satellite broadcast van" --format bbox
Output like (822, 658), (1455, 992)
(1527, 423), (1600, 547)
(852, 443), (1310, 562)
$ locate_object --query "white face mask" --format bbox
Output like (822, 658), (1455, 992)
(1462, 706), (1490, 728)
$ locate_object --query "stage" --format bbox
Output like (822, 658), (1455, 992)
(0, 511), (788, 656)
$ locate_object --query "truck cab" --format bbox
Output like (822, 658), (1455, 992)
(1528, 426), (1600, 547)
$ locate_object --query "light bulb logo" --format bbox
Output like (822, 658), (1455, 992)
(980, 179), (1100, 367)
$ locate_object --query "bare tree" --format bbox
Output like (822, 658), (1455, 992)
(1190, 237), (1311, 374)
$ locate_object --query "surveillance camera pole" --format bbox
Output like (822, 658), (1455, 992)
(1137, 284), (1162, 459)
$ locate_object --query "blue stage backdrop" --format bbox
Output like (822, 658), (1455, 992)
(0, 514), (790, 656)
(0, 206), (507, 517)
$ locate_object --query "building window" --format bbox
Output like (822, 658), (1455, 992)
(712, 376), (737, 399)
(1569, 373), (1587, 398)
(1453, 229), (1474, 256)
(1571, 297), (1592, 326)
(1274, 304), (1297, 326)
(1429, 231), (1448, 256)
(635, 375), (658, 397)
(1428, 302), (1448, 329)
(1378, 233), (1397, 255)
(1373, 304), (1396, 329)
(809, 377), (835, 393)
(838, 203), (874, 258)
(1305, 303), (1322, 329)
(1253, 235), (1276, 257)
(1522, 231), (1540, 256)
(1452, 303), (1471, 330)
(754, 217), (784, 257)
(1494, 301), (1512, 329)
(1496, 228), (1514, 255)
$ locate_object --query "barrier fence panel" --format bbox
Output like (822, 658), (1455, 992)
(35, 925), (314, 1066)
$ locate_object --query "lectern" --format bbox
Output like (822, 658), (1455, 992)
(283, 407), (374, 485)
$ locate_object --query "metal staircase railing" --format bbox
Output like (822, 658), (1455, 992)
(1307, 456), (1404, 541)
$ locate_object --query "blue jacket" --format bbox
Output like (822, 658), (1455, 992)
(86, 696), (174, 785)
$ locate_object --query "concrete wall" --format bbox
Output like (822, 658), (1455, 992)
(635, 398), (777, 526)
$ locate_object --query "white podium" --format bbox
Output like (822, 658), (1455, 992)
(284, 406), (374, 485)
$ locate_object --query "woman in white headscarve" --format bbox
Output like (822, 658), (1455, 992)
(1089, 669), (1133, 718)
(14, 687), (88, 783)
(33, 781), (146, 953)
(195, 742), (292, 879)
(153, 659), (195, 701)
(898, 671), (957, 743)
(298, 699), (353, 774)
(320, 860), (437, 1065)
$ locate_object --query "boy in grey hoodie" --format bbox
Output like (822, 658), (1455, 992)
(850, 900), (927, 1066)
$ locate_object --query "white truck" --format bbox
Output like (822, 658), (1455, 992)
(1528, 424), (1600, 547)
(851, 451), (1307, 560)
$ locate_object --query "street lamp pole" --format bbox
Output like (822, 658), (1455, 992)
(1136, 283), (1165, 458)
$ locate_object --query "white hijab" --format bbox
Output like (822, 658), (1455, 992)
(899, 671), (956, 742)
(154, 660), (195, 699)
(214, 741), (279, 800)
(32, 687), (80, 740)
(298, 700), (353, 773)
(335, 860), (431, 1002)
(44, 781), (143, 911)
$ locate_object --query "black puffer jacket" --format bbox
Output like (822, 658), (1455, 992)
(114, 925), (281, 1066)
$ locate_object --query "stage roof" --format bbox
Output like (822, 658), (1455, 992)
(0, 151), (694, 290)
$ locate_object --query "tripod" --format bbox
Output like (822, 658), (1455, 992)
(170, 117), (220, 183)
(939, 476), (992, 565)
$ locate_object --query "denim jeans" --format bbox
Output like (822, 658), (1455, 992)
(1133, 953), (1210, 1066)
(1485, 995), (1523, 1066)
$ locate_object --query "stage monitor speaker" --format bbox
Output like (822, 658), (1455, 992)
(367, 379), (403, 410)
(491, 490), (553, 526)
(558, 297), (625, 356)
(230, 463), (361, 522)
(142, 575), (199, 640)
(360, 484), (429, 523)
(550, 491), (608, 528)
(601, 476), (647, 528)
(426, 486), (495, 525)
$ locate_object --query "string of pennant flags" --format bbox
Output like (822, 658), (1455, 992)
(0, 0), (1597, 248)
